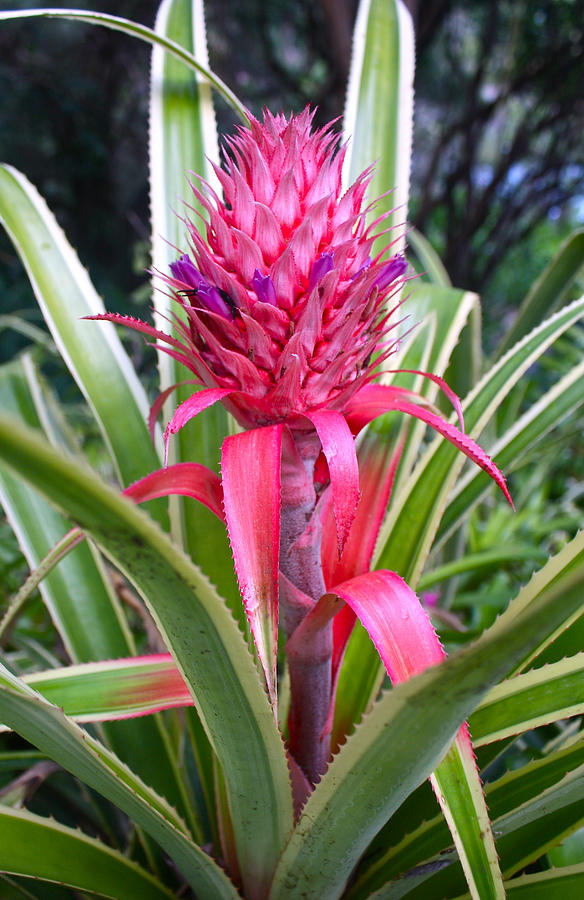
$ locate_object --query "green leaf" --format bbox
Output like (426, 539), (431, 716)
(495, 228), (584, 361)
(0, 805), (175, 900)
(18, 656), (191, 722)
(470, 652), (584, 747)
(0, 412), (293, 899)
(0, 664), (238, 900)
(436, 357), (584, 547)
(149, 0), (238, 613)
(0, 7), (247, 121)
(0, 360), (132, 663)
(430, 736), (504, 900)
(268, 534), (584, 899)
(499, 866), (584, 900)
(395, 758), (584, 899)
(0, 357), (201, 840)
(343, 0), (414, 254)
(407, 228), (452, 286)
(350, 731), (584, 899)
(0, 166), (164, 509)
(418, 545), (547, 590)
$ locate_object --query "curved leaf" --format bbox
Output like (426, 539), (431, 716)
(222, 426), (282, 708)
(0, 664), (238, 900)
(326, 571), (503, 900)
(0, 412), (293, 899)
(470, 652), (584, 747)
(0, 805), (175, 900)
(0, 166), (165, 511)
(343, 0), (414, 254)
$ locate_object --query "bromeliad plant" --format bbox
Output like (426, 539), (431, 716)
(1, 2), (584, 899)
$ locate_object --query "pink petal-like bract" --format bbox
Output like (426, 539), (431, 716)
(123, 463), (224, 522)
(346, 383), (513, 506)
(320, 434), (405, 737)
(305, 408), (359, 555)
(221, 426), (282, 709)
(328, 570), (446, 680)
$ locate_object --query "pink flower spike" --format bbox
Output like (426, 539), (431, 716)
(305, 409), (359, 555)
(123, 463), (224, 522)
(221, 426), (283, 710)
(164, 387), (233, 465)
(346, 384), (513, 507)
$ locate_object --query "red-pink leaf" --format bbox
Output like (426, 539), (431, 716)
(385, 369), (465, 431)
(148, 380), (199, 443)
(221, 426), (282, 709)
(84, 312), (187, 352)
(327, 571), (501, 892)
(327, 570), (446, 681)
(164, 387), (233, 464)
(346, 384), (513, 507)
(123, 463), (224, 522)
(322, 433), (404, 588)
(320, 433), (405, 734)
(304, 408), (359, 554)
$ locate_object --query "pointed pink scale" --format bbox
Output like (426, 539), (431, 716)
(271, 169), (301, 231)
(231, 165), (257, 234)
(248, 142), (276, 205)
(208, 207), (236, 267)
(221, 426), (282, 709)
(239, 312), (278, 369)
(270, 246), (298, 310)
(253, 203), (285, 263)
(267, 352), (304, 416)
(231, 229), (264, 284)
(304, 409), (359, 555)
(288, 216), (316, 283)
(209, 160), (235, 207)
(305, 195), (331, 249)
(345, 384), (513, 507)
(123, 462), (224, 522)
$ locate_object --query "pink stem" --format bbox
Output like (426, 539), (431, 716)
(279, 431), (332, 786)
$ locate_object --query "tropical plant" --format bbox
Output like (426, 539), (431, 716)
(0, 2), (584, 899)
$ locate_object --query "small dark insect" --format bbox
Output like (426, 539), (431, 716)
(217, 287), (239, 316)
(178, 286), (238, 318)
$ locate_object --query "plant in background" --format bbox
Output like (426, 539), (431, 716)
(0, 2), (583, 900)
